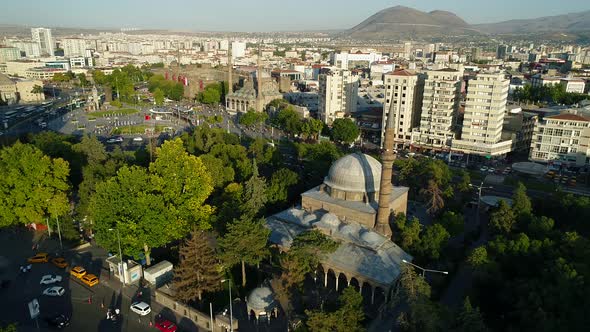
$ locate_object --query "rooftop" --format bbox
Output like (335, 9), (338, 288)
(547, 113), (590, 122)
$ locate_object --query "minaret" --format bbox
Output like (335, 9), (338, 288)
(375, 99), (396, 237)
(256, 44), (263, 113)
(227, 42), (233, 94)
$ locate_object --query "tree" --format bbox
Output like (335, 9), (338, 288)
(467, 247), (489, 268)
(415, 224), (449, 260)
(306, 287), (365, 332)
(197, 83), (223, 105)
(239, 111), (267, 127)
(30, 84), (44, 94)
(0, 142), (70, 228)
(300, 118), (324, 141)
(266, 168), (299, 206)
(394, 213), (422, 251)
(279, 230), (339, 291)
(240, 161), (267, 218)
(456, 170), (471, 193)
(77, 73), (90, 87)
(490, 200), (516, 234)
(0, 323), (17, 332)
(453, 297), (488, 332)
(218, 216), (270, 287)
(512, 182), (532, 220)
(153, 88), (165, 106)
(331, 118), (359, 144)
(395, 264), (444, 332)
(421, 180), (445, 215)
(173, 229), (222, 303)
(438, 211), (464, 237)
(274, 107), (302, 135)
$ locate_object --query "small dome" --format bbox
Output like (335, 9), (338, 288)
(324, 153), (382, 194)
(317, 213), (341, 229)
(247, 286), (275, 311)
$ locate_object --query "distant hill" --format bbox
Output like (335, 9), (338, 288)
(474, 10), (590, 34)
(344, 6), (480, 40)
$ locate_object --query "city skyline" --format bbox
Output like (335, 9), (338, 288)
(1, 0), (589, 32)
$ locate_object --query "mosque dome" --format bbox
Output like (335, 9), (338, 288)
(324, 153), (382, 194)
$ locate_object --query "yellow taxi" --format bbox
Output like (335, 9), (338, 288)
(28, 253), (49, 263)
(51, 257), (68, 269)
(70, 266), (87, 279)
(81, 274), (99, 287)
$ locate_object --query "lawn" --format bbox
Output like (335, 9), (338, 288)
(87, 108), (139, 118)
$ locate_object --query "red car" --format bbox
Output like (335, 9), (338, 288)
(155, 318), (177, 332)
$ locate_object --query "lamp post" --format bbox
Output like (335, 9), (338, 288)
(221, 279), (233, 332)
(108, 228), (125, 286)
(470, 181), (493, 227)
(401, 259), (449, 278)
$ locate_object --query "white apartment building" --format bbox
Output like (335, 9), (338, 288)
(0, 47), (20, 63)
(63, 38), (88, 57)
(231, 42), (246, 59)
(382, 69), (424, 148)
(415, 69), (463, 149)
(453, 72), (513, 156)
(8, 41), (41, 58)
(31, 28), (54, 56)
(331, 51), (383, 70)
(529, 111), (590, 166)
(560, 78), (586, 94)
(318, 69), (359, 124)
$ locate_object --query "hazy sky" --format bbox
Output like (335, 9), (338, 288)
(2, 0), (589, 31)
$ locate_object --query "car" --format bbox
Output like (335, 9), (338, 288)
(114, 136), (124, 142)
(43, 286), (65, 297)
(52, 257), (68, 269)
(155, 317), (178, 332)
(480, 166), (488, 172)
(28, 253), (49, 263)
(44, 314), (70, 329)
(81, 274), (99, 287)
(133, 137), (143, 142)
(40, 275), (63, 285)
(70, 266), (86, 279)
(106, 138), (117, 144)
(130, 302), (151, 316)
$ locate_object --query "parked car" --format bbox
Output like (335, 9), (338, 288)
(40, 275), (63, 285)
(114, 136), (124, 142)
(51, 257), (68, 269)
(130, 302), (151, 316)
(155, 317), (177, 332)
(133, 137), (143, 142)
(44, 314), (70, 329)
(81, 274), (99, 287)
(43, 286), (65, 297)
(28, 253), (49, 263)
(480, 166), (488, 172)
(70, 266), (86, 279)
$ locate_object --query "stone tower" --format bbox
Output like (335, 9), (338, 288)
(375, 100), (396, 237)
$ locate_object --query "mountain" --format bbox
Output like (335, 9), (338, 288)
(475, 10), (590, 34)
(344, 6), (480, 40)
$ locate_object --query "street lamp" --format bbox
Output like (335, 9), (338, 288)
(469, 180), (493, 227)
(221, 279), (233, 332)
(402, 259), (449, 278)
(108, 228), (125, 285)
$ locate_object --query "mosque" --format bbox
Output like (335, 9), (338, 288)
(264, 103), (412, 307)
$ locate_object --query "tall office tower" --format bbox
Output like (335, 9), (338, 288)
(471, 47), (481, 61)
(31, 28), (54, 56)
(497, 44), (508, 60)
(453, 72), (512, 156)
(417, 68), (463, 149)
(318, 69), (359, 125)
(403, 42), (412, 59)
(382, 69), (424, 148)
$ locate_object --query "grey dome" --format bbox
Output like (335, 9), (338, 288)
(324, 153), (382, 193)
(247, 286), (275, 311)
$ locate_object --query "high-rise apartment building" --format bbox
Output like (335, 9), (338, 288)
(453, 72), (513, 156)
(496, 44), (508, 60)
(63, 38), (88, 57)
(318, 69), (359, 124)
(415, 68), (463, 149)
(0, 47), (20, 63)
(231, 41), (246, 58)
(382, 69), (424, 148)
(9, 41), (41, 58)
(31, 28), (54, 56)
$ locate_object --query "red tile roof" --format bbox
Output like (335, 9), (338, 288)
(547, 113), (590, 122)
(387, 69), (416, 76)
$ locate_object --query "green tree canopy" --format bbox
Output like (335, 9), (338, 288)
(331, 118), (360, 144)
(0, 142), (70, 228)
(490, 200), (516, 235)
(153, 88), (165, 105)
(306, 287), (365, 332)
